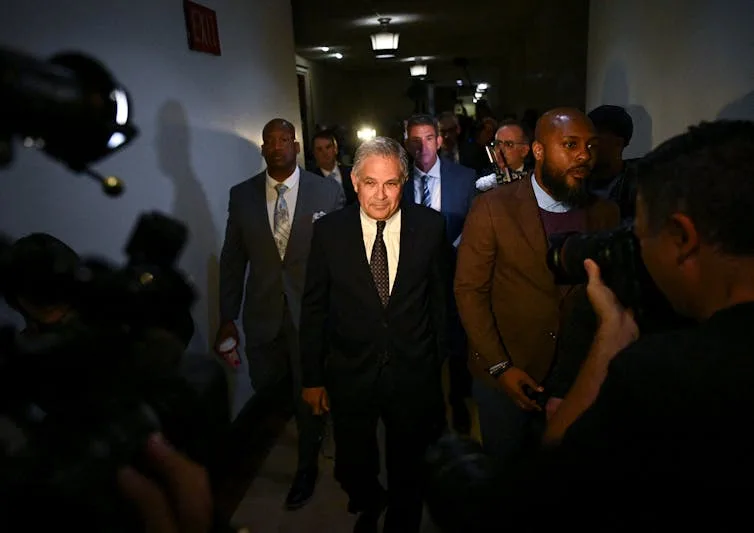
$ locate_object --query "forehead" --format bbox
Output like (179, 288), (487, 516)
(545, 117), (595, 142)
(313, 137), (334, 148)
(407, 124), (436, 137)
(263, 125), (294, 141)
(359, 155), (401, 177)
(496, 125), (524, 140)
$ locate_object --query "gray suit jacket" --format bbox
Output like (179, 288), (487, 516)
(219, 168), (345, 346)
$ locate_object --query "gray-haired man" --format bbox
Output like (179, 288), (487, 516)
(300, 137), (452, 533)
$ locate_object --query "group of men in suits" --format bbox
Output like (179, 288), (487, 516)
(216, 107), (625, 532)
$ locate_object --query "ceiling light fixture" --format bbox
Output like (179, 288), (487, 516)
(477, 82), (489, 91)
(333, 52), (343, 59)
(319, 46), (330, 52)
(370, 17), (399, 58)
(410, 63), (427, 77)
(357, 127), (377, 141)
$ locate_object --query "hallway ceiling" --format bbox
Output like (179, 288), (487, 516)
(291, 0), (590, 81)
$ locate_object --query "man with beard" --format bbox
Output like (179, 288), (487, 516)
(454, 107), (619, 465)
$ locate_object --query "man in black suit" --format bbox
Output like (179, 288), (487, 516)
(308, 129), (357, 204)
(300, 136), (451, 533)
(402, 113), (477, 434)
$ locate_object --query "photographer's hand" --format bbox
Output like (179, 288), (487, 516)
(585, 259), (639, 351)
(542, 261), (639, 446)
(117, 433), (213, 533)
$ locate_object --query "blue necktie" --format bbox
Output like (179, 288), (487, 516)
(420, 174), (432, 208)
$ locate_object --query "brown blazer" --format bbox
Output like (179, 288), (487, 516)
(454, 176), (620, 385)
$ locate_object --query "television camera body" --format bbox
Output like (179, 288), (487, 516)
(0, 46), (221, 532)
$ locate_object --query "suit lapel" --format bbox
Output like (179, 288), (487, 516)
(388, 206), (415, 308)
(251, 174), (280, 258)
(291, 170), (314, 228)
(439, 159), (454, 216)
(345, 206), (385, 310)
(513, 177), (548, 259)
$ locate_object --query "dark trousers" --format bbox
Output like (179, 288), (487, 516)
(331, 368), (445, 533)
(246, 307), (324, 472)
(447, 317), (472, 405)
(472, 379), (545, 468)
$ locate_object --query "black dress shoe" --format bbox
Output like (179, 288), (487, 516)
(285, 468), (317, 510)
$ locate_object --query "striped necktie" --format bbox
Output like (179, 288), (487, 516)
(420, 174), (432, 208)
(273, 183), (290, 259)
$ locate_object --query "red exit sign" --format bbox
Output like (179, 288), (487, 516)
(184, 0), (222, 56)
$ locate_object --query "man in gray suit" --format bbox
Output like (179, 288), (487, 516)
(216, 118), (345, 509)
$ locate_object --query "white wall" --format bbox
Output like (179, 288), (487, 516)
(586, 0), (754, 158)
(0, 0), (301, 417)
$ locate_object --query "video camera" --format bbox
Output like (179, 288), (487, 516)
(0, 46), (221, 532)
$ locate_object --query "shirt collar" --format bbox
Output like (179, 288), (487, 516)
(266, 165), (300, 190)
(359, 207), (402, 233)
(319, 165), (340, 177)
(414, 156), (441, 179)
(531, 174), (570, 213)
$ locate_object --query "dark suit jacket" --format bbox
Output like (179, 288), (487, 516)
(219, 168), (345, 349)
(454, 177), (620, 384)
(310, 164), (357, 205)
(299, 203), (451, 409)
(402, 157), (477, 249)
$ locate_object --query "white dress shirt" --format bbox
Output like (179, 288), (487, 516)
(320, 165), (342, 186)
(413, 157), (442, 212)
(360, 208), (401, 294)
(266, 166), (301, 231)
(531, 174), (570, 213)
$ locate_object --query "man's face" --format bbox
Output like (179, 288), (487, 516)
(313, 137), (338, 171)
(262, 125), (299, 172)
(439, 119), (460, 149)
(593, 131), (625, 175)
(352, 155), (403, 221)
(634, 193), (697, 318)
(533, 117), (598, 207)
(493, 125), (530, 170)
(405, 124), (442, 172)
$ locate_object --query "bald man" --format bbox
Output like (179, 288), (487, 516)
(454, 108), (619, 465)
(217, 118), (345, 510)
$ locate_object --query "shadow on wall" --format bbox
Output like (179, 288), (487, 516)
(718, 90), (754, 121)
(154, 100), (262, 355)
(598, 60), (654, 158)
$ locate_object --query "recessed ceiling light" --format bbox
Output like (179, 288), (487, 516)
(333, 52), (343, 59)
(456, 79), (463, 86)
(319, 46), (330, 52)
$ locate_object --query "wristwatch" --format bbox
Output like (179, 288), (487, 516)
(487, 360), (512, 379)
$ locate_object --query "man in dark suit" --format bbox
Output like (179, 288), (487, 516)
(300, 137), (451, 533)
(308, 129), (357, 204)
(402, 113), (477, 434)
(217, 118), (344, 510)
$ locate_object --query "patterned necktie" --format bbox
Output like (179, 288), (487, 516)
(370, 220), (389, 307)
(273, 183), (290, 259)
(420, 174), (432, 208)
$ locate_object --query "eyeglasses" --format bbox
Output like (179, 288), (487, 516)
(493, 140), (528, 149)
